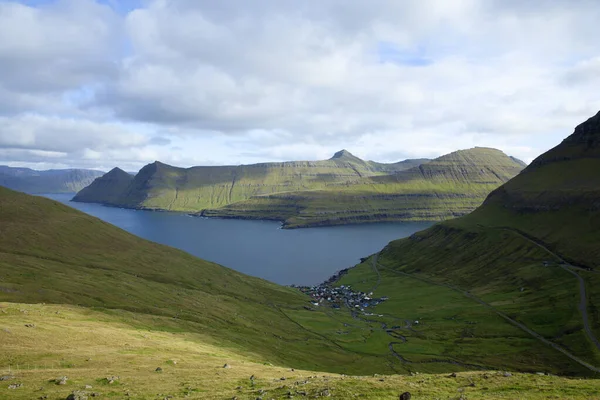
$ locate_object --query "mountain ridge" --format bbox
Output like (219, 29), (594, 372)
(72, 150), (432, 214)
(0, 165), (104, 194)
(74, 147), (524, 227)
(203, 147), (526, 227)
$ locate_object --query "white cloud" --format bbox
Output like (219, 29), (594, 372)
(1, 0), (600, 170)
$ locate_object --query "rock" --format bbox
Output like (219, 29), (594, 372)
(84, 385), (93, 389)
(223, 364), (231, 369)
(280, 377), (286, 381)
(38, 396), (48, 400)
(0, 375), (14, 381)
(56, 376), (68, 385)
(449, 372), (457, 378)
(320, 388), (331, 397)
(106, 376), (119, 384)
(66, 391), (89, 400)
(24, 323), (35, 328)
(399, 392), (411, 400)
(8, 383), (22, 389)
(503, 372), (512, 377)
(155, 367), (163, 372)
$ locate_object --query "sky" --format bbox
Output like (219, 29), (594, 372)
(1, 0), (600, 172)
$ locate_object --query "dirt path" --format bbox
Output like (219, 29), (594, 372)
(497, 228), (600, 353)
(380, 264), (600, 373)
(369, 253), (382, 293)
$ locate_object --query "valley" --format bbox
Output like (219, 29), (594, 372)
(1, 113), (600, 398)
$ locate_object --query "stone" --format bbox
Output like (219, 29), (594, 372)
(66, 391), (89, 400)
(8, 383), (22, 389)
(84, 385), (93, 389)
(0, 375), (14, 381)
(25, 323), (35, 328)
(449, 372), (457, 378)
(503, 372), (512, 377)
(399, 392), (411, 400)
(223, 364), (231, 369)
(56, 376), (68, 385)
(155, 367), (163, 372)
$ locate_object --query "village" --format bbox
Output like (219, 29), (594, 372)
(293, 282), (389, 315)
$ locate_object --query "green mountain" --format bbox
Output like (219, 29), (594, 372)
(334, 111), (600, 376)
(0, 165), (104, 194)
(72, 167), (134, 204)
(73, 148), (525, 228)
(2, 107), (600, 397)
(204, 147), (526, 228)
(72, 151), (428, 213)
(0, 185), (382, 374)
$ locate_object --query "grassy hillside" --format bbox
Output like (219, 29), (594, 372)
(331, 111), (600, 377)
(73, 151), (428, 213)
(2, 186), (399, 375)
(205, 147), (525, 228)
(0, 166), (104, 194)
(3, 303), (599, 399)
(2, 185), (598, 379)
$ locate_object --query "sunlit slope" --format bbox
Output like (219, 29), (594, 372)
(205, 147), (525, 227)
(2, 303), (598, 400)
(0, 187), (387, 373)
(73, 150), (427, 211)
(335, 111), (600, 375)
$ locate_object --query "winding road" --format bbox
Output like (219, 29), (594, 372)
(375, 257), (600, 373)
(497, 228), (600, 353)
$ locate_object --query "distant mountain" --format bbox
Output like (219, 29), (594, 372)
(73, 151), (430, 212)
(72, 167), (134, 205)
(0, 166), (104, 194)
(204, 147), (526, 227)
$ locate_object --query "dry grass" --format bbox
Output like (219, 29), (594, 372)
(1, 303), (599, 400)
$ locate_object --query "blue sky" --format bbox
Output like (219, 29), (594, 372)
(0, 0), (599, 171)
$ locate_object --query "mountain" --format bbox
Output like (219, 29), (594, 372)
(204, 147), (526, 228)
(0, 165), (104, 194)
(334, 111), (600, 375)
(72, 167), (134, 204)
(2, 110), (600, 397)
(73, 151), (429, 213)
(0, 185), (382, 375)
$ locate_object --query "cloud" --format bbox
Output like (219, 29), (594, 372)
(1, 0), (600, 170)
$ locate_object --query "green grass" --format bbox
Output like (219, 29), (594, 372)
(204, 147), (525, 228)
(1, 303), (599, 400)
(72, 148), (525, 228)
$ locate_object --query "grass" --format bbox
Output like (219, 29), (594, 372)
(204, 147), (525, 228)
(1, 302), (599, 400)
(73, 148), (525, 229)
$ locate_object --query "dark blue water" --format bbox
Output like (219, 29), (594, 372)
(42, 194), (434, 286)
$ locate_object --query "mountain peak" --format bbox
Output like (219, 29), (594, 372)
(107, 167), (128, 175)
(568, 110), (600, 146)
(330, 149), (359, 160)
